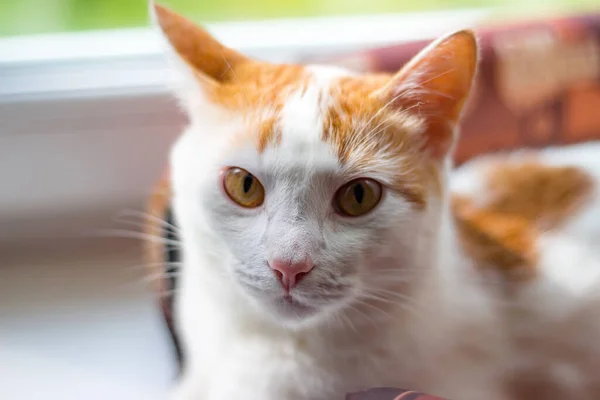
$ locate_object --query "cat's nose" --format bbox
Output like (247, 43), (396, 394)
(269, 258), (314, 292)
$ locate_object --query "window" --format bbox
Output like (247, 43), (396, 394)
(1, 0), (597, 37)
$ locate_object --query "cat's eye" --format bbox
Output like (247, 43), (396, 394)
(334, 178), (382, 217)
(223, 167), (265, 208)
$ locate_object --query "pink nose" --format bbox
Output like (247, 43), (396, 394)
(269, 258), (314, 292)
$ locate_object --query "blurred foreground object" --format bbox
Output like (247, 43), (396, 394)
(347, 388), (446, 399)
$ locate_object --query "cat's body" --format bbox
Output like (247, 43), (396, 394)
(152, 4), (600, 399)
(452, 144), (600, 399)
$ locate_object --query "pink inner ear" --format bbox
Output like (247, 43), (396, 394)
(381, 31), (478, 157)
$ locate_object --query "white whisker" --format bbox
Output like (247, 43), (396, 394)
(338, 309), (359, 334)
(113, 209), (181, 234)
(346, 303), (381, 328)
(124, 261), (183, 272)
(357, 291), (440, 335)
(141, 271), (181, 284)
(92, 229), (182, 247)
(354, 297), (397, 320)
(220, 49), (251, 109)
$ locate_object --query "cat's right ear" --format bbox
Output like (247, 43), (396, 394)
(374, 30), (478, 159)
(150, 2), (251, 108)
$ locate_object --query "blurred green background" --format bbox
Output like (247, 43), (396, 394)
(1, 0), (598, 37)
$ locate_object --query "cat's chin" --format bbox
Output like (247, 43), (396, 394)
(267, 294), (321, 322)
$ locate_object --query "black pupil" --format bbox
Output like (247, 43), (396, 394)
(353, 183), (365, 204)
(243, 174), (254, 193)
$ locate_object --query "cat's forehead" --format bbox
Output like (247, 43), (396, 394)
(274, 66), (352, 167)
(224, 64), (430, 205)
(225, 65), (418, 158)
(222, 65), (350, 176)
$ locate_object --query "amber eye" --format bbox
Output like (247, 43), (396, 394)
(223, 167), (265, 208)
(334, 178), (382, 217)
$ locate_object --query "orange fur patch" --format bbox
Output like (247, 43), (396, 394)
(484, 161), (594, 230)
(154, 4), (246, 84)
(255, 116), (281, 153)
(144, 173), (173, 295)
(453, 195), (538, 280)
(210, 62), (309, 111)
(453, 161), (594, 280)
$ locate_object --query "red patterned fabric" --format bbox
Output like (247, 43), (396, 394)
(347, 388), (447, 400)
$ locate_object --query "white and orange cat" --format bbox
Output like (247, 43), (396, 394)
(152, 4), (600, 400)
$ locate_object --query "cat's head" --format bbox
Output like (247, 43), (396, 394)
(154, 4), (478, 326)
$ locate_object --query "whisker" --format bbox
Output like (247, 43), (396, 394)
(358, 271), (414, 283)
(91, 229), (182, 247)
(112, 218), (179, 237)
(346, 303), (381, 328)
(113, 209), (181, 234)
(364, 286), (414, 300)
(327, 311), (351, 335)
(140, 271), (181, 284)
(362, 288), (428, 313)
(361, 277), (413, 287)
(359, 268), (416, 276)
(354, 296), (398, 320)
(367, 116), (400, 140)
(113, 271), (182, 295)
(353, 85), (422, 141)
(356, 292), (440, 334)
(361, 269), (415, 276)
(359, 286), (431, 319)
(338, 309), (359, 334)
(220, 49), (251, 109)
(359, 291), (410, 310)
(124, 261), (183, 273)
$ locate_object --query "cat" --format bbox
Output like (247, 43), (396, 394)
(151, 3), (600, 399)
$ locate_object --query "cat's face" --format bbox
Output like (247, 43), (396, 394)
(155, 4), (477, 325)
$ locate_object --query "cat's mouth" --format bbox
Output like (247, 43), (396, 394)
(277, 293), (315, 314)
(257, 291), (329, 322)
(283, 294), (295, 303)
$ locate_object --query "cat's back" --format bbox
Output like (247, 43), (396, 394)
(451, 141), (600, 274)
(451, 141), (600, 399)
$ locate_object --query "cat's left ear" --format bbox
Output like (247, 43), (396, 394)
(150, 2), (254, 114)
(377, 30), (478, 158)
